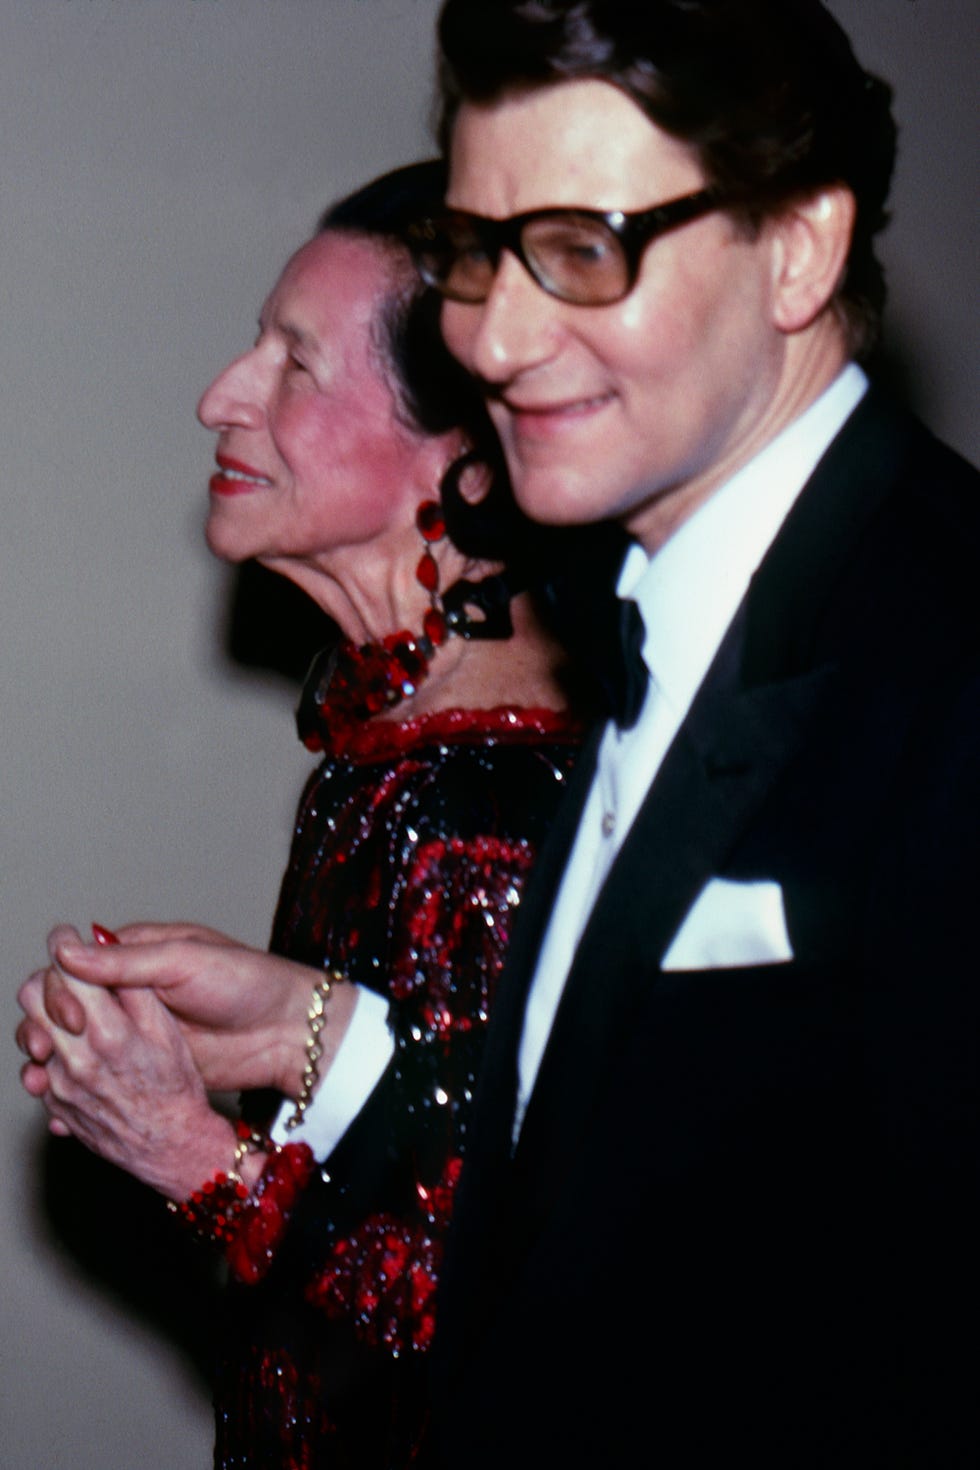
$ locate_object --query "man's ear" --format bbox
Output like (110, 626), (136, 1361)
(769, 186), (856, 335)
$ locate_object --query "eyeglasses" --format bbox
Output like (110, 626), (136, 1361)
(405, 186), (727, 307)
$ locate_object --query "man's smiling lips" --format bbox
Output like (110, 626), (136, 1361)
(209, 453), (274, 496)
(497, 390), (616, 439)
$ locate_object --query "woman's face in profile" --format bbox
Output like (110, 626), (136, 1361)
(197, 232), (428, 584)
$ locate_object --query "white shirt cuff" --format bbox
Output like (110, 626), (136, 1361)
(269, 984), (394, 1160)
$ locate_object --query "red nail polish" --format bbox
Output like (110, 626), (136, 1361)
(91, 923), (120, 946)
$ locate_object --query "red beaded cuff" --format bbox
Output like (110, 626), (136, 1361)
(166, 1122), (315, 1284)
(224, 1140), (316, 1286)
(167, 1169), (250, 1245)
(165, 1119), (258, 1245)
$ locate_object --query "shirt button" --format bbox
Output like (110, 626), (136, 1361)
(601, 810), (616, 837)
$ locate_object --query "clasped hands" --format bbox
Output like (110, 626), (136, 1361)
(15, 923), (349, 1200)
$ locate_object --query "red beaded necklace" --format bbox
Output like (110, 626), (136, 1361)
(301, 626), (443, 748)
(298, 494), (519, 753)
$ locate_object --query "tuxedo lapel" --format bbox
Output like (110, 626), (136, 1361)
(511, 648), (837, 1229)
(739, 384), (914, 682)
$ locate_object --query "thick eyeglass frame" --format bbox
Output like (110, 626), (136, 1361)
(406, 186), (729, 306)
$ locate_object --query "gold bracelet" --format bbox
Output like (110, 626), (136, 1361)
(285, 968), (343, 1131)
(231, 1122), (267, 1180)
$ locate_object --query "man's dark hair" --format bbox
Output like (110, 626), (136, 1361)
(436, 0), (897, 358)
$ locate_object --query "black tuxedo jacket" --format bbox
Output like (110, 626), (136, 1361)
(430, 389), (980, 1469)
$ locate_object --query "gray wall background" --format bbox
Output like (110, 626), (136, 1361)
(2, 2), (975, 1466)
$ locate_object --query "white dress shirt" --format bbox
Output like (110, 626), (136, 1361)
(282, 365), (868, 1157)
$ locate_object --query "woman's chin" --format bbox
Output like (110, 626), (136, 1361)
(203, 517), (253, 564)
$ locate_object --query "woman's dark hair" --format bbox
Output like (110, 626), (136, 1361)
(319, 160), (525, 560)
(436, 0), (897, 359)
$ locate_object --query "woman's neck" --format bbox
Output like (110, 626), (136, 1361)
(404, 591), (569, 717)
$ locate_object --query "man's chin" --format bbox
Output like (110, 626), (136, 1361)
(510, 464), (620, 531)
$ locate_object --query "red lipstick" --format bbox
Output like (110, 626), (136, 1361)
(210, 453), (272, 496)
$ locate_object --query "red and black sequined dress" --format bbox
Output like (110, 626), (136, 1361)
(212, 684), (581, 1469)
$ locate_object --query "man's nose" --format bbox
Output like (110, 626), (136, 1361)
(463, 250), (562, 385)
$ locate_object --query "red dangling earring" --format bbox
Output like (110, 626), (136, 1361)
(416, 499), (448, 648)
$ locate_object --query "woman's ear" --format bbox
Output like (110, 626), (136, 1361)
(769, 185), (856, 335)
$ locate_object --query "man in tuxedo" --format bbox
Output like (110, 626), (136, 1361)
(414, 0), (980, 1463)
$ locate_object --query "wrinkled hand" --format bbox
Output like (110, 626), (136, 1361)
(26, 921), (351, 1096)
(17, 946), (237, 1199)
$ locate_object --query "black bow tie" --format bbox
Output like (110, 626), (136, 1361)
(538, 526), (648, 731)
(607, 595), (648, 730)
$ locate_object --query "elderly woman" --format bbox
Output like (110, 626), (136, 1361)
(17, 162), (583, 1467)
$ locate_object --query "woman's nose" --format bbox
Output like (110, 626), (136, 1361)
(196, 351), (264, 431)
(450, 251), (562, 386)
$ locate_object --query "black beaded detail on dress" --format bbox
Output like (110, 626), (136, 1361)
(213, 695), (581, 1469)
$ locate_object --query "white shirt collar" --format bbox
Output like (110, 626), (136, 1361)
(619, 363), (868, 713)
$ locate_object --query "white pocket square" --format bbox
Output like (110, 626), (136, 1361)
(661, 878), (793, 972)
